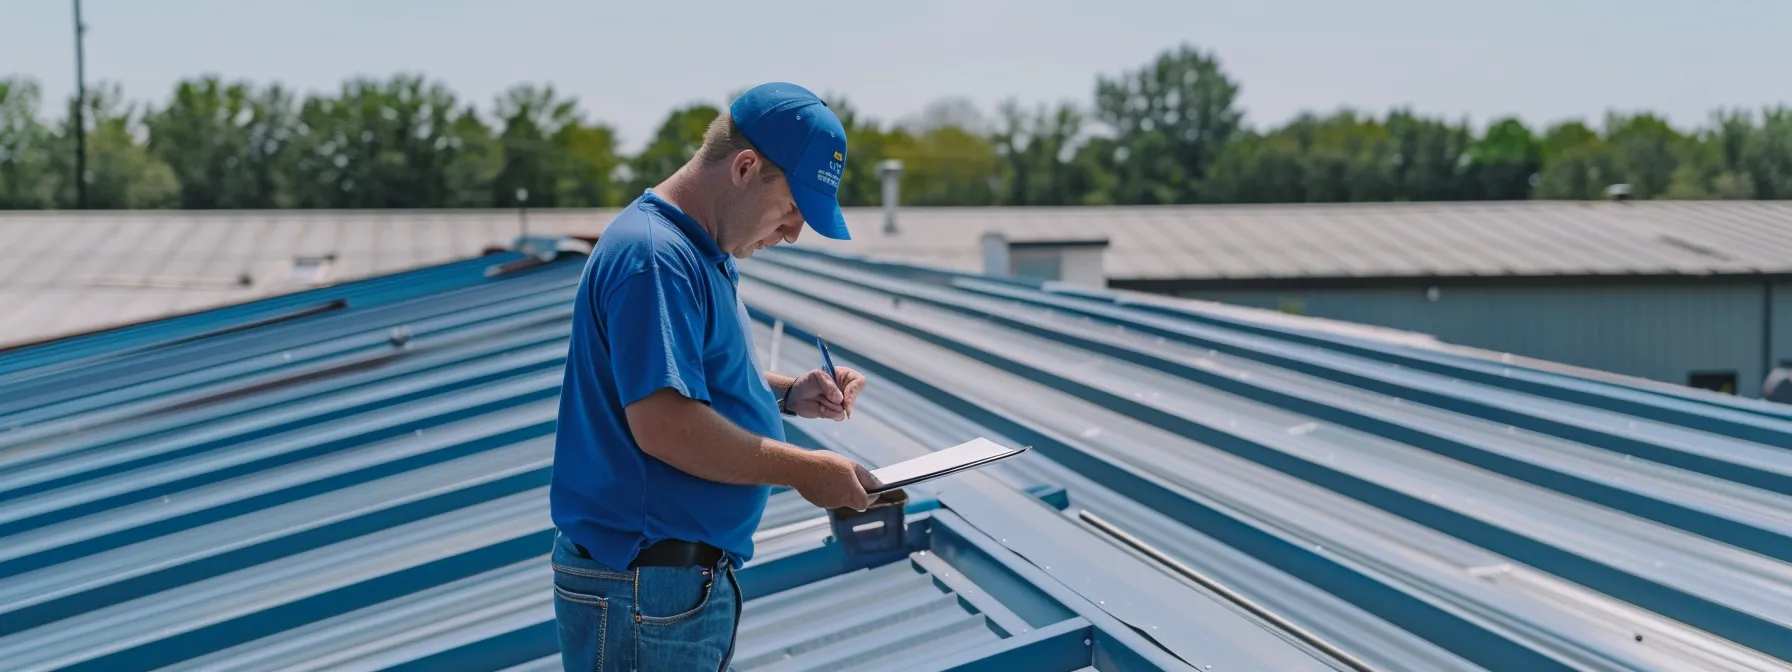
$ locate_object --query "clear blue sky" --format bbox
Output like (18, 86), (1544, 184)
(4, 0), (1789, 152)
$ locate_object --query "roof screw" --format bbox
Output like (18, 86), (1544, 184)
(389, 325), (413, 348)
(1083, 639), (1091, 646)
(1635, 634), (1644, 642)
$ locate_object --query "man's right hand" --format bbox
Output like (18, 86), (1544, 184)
(794, 451), (878, 511)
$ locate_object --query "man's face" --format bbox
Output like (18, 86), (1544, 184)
(716, 152), (806, 259)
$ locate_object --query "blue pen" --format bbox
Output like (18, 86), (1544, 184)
(816, 335), (838, 383)
(816, 336), (846, 418)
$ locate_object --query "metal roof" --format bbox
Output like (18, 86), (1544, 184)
(0, 248), (1322, 672)
(9, 200), (1792, 347)
(805, 200), (1792, 283)
(4, 231), (1792, 671)
(0, 209), (600, 348)
(742, 246), (1792, 670)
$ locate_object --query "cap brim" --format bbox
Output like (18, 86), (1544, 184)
(792, 180), (851, 241)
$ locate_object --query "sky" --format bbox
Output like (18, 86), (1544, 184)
(3, 0), (1789, 153)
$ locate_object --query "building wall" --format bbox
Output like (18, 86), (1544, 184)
(1009, 247), (1109, 288)
(1180, 283), (1780, 398)
(1060, 248), (1108, 288)
(1774, 282), (1792, 372)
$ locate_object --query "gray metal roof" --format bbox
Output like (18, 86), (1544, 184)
(9, 200), (1792, 348)
(807, 200), (1792, 282)
(0, 209), (598, 348)
(5, 221), (1792, 671)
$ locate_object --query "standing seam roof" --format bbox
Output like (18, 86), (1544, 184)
(2, 241), (1790, 671)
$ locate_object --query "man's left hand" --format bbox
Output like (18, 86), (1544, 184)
(787, 367), (866, 420)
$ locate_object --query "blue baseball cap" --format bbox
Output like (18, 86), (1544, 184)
(729, 83), (851, 240)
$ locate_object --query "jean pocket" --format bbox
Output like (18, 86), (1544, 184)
(633, 566), (737, 671)
(634, 566), (717, 626)
(554, 584), (610, 671)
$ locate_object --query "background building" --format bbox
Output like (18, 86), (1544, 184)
(803, 200), (1792, 398)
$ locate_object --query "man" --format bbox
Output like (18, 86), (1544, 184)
(548, 82), (876, 671)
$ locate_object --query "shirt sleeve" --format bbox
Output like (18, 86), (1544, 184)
(600, 258), (710, 408)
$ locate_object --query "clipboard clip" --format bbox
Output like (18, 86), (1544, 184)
(827, 489), (909, 557)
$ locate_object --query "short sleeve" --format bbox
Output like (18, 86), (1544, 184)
(600, 260), (709, 408)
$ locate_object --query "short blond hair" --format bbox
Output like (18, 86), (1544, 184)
(695, 113), (784, 179)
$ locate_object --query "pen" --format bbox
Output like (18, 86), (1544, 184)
(816, 336), (846, 418)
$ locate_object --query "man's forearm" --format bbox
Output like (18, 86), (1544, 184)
(626, 387), (815, 488)
(765, 371), (794, 395)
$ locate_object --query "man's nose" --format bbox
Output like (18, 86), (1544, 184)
(782, 225), (802, 244)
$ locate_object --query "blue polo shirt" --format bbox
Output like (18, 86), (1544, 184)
(550, 190), (783, 571)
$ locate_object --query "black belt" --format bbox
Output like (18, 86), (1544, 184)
(570, 539), (725, 569)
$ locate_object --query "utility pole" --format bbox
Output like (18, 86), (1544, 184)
(72, 0), (87, 209)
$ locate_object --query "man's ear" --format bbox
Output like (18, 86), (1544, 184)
(730, 150), (759, 187)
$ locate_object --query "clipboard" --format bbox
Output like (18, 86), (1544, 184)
(866, 437), (1029, 495)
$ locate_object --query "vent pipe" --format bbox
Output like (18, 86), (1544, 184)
(879, 159), (904, 234)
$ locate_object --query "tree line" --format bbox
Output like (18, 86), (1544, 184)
(3, 43), (1790, 211)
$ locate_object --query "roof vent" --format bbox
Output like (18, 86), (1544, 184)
(290, 254), (336, 285)
(1005, 237), (1111, 288)
(879, 159), (904, 235)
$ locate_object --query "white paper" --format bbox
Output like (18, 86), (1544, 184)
(868, 437), (1023, 492)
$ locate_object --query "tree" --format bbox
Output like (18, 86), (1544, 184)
(552, 120), (623, 207)
(1535, 121), (1619, 199)
(54, 82), (177, 209)
(442, 106), (500, 207)
(285, 74), (467, 209)
(145, 76), (296, 209)
(1603, 112), (1683, 199)
(0, 77), (58, 209)
(888, 122), (1000, 206)
(992, 99), (1086, 205)
(624, 103), (719, 197)
(1465, 117), (1542, 200)
(1094, 44), (1243, 204)
(1384, 109), (1474, 201)
(1742, 107), (1792, 198)
(824, 95), (898, 208)
(491, 83), (584, 208)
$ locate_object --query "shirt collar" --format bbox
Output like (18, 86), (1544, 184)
(639, 189), (728, 265)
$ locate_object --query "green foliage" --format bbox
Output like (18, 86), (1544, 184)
(3, 42), (1791, 210)
(144, 76), (293, 208)
(1464, 117), (1542, 200)
(1094, 44), (1243, 204)
(624, 104), (719, 198)
(63, 82), (178, 209)
(0, 77), (57, 209)
(490, 83), (622, 208)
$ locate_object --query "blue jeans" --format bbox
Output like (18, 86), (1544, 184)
(551, 530), (742, 672)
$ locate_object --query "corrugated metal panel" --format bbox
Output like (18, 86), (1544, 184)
(0, 248), (1336, 672)
(1178, 283), (1775, 396)
(9, 236), (1792, 671)
(750, 247), (1792, 671)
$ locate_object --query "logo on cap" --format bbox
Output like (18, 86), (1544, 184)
(833, 151), (844, 161)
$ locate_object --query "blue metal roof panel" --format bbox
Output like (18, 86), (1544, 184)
(748, 247), (1792, 670)
(1, 249), (1345, 671)
(9, 239), (1792, 671)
